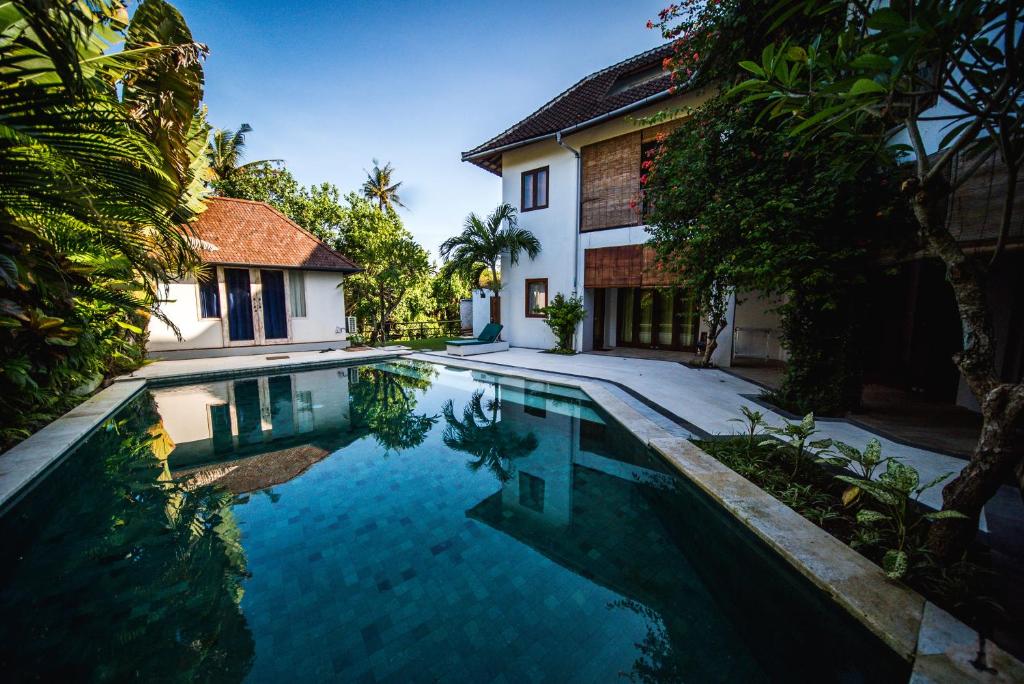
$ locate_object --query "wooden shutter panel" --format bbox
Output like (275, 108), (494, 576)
(581, 132), (641, 231)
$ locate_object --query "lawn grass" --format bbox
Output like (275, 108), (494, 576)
(372, 336), (452, 351)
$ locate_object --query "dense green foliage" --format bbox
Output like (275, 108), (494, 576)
(440, 203), (541, 295)
(701, 412), (991, 623)
(720, 0), (1024, 562)
(211, 162), (346, 242)
(0, 0), (210, 449)
(646, 0), (911, 414)
(337, 196), (432, 342)
(542, 293), (586, 353)
(646, 97), (905, 413)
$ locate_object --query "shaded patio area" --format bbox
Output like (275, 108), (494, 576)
(724, 359), (982, 458)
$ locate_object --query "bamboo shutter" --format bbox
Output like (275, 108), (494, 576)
(584, 246), (676, 287)
(581, 132), (642, 231)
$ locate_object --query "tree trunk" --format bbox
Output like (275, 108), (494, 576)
(928, 383), (1024, 561)
(702, 317), (725, 366)
(907, 178), (1024, 561)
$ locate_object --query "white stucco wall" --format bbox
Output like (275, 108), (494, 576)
(495, 91), (712, 351)
(289, 270), (348, 343)
(148, 276), (227, 352)
(147, 267), (348, 352)
(732, 291), (789, 362)
(471, 289), (494, 337)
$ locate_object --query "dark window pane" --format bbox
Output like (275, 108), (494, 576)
(199, 277), (220, 318)
(522, 172), (534, 209)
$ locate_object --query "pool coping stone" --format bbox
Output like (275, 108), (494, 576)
(0, 379), (146, 512)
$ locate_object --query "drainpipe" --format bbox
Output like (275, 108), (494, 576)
(556, 131), (582, 350)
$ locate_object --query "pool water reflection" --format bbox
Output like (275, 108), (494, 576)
(0, 361), (908, 682)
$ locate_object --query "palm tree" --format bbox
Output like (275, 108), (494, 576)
(361, 159), (406, 211)
(439, 203), (541, 296)
(441, 389), (538, 483)
(206, 123), (280, 181)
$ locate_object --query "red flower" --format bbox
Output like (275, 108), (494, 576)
(642, 160), (653, 169)
(640, 174), (649, 185)
(646, 20), (654, 29)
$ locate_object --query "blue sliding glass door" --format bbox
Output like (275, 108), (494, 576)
(260, 270), (288, 340)
(225, 268), (254, 342)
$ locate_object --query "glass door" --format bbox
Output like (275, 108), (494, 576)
(224, 268), (255, 343)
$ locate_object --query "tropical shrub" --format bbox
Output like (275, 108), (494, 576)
(542, 293), (586, 353)
(0, 1), (209, 450)
(837, 462), (966, 579)
(757, 413), (833, 479)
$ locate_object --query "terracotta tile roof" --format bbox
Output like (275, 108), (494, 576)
(173, 444), (331, 494)
(188, 197), (359, 273)
(462, 44), (677, 175)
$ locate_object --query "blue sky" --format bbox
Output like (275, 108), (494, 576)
(173, 0), (668, 257)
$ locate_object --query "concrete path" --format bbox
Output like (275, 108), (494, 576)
(412, 347), (980, 516)
(121, 346), (398, 382)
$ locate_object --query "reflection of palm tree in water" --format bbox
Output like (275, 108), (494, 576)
(350, 365), (438, 453)
(442, 389), (538, 483)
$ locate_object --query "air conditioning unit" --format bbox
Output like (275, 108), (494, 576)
(346, 316), (358, 334)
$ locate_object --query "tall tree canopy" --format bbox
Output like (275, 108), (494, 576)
(646, 0), (907, 414)
(212, 162), (346, 242)
(206, 123), (279, 181)
(337, 196), (431, 342)
(0, 0), (210, 449)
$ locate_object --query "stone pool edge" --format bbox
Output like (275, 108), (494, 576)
(0, 379), (147, 512)
(0, 351), (409, 513)
(421, 353), (1023, 682)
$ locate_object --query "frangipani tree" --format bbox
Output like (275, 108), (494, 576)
(727, 0), (1023, 560)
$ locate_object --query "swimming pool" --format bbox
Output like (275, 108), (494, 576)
(0, 360), (908, 681)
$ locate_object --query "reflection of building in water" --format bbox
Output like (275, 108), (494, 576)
(464, 376), (760, 680)
(151, 367), (358, 493)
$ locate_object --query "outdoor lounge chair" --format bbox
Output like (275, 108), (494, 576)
(445, 323), (509, 356)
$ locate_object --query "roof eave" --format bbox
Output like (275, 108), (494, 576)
(460, 87), (679, 174)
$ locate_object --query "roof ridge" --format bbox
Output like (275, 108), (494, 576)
(256, 200), (361, 271)
(463, 43), (673, 157)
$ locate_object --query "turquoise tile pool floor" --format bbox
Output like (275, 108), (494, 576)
(0, 361), (908, 682)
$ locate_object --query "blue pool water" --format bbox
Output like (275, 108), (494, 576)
(0, 361), (907, 682)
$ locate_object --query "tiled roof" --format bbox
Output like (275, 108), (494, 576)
(462, 44), (676, 174)
(188, 197), (359, 273)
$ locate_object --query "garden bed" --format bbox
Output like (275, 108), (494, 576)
(693, 428), (1012, 654)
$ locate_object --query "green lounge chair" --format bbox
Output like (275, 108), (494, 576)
(446, 323), (509, 356)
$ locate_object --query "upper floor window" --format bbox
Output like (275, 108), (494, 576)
(198, 273), (220, 318)
(521, 166), (548, 212)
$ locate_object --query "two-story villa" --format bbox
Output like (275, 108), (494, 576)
(462, 45), (783, 365)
